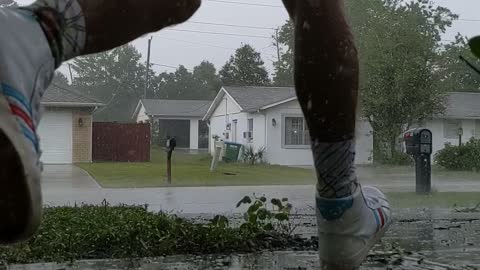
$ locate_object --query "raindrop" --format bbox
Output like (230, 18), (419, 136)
(307, 100), (313, 110)
(303, 21), (311, 30)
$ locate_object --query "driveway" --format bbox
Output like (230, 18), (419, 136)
(42, 165), (103, 207)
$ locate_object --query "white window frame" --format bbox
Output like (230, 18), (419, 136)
(282, 114), (310, 149)
(476, 120), (480, 139)
(444, 119), (462, 139)
(247, 118), (254, 141)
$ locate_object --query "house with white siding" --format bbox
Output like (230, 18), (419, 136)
(415, 92), (480, 156)
(203, 86), (374, 166)
(133, 99), (211, 149)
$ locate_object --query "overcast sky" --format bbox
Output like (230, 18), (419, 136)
(16, 0), (480, 78)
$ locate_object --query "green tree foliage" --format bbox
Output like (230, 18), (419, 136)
(193, 61), (222, 99)
(349, 0), (456, 160)
(71, 45), (150, 122)
(153, 61), (221, 100)
(273, 0), (458, 162)
(219, 44), (270, 86)
(435, 35), (480, 92)
(273, 21), (294, 86)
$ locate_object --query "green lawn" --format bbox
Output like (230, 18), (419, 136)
(386, 192), (480, 208)
(78, 149), (316, 188)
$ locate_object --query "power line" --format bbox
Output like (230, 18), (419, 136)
(151, 63), (193, 72)
(165, 29), (271, 39)
(205, 0), (282, 8)
(187, 20), (276, 30)
(151, 63), (178, 69)
(159, 37), (236, 50)
(457, 18), (480, 22)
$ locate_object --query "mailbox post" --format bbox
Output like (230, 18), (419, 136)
(404, 128), (433, 194)
(166, 136), (176, 184)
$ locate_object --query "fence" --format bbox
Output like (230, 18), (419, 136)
(92, 122), (151, 162)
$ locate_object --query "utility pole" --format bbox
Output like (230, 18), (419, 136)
(144, 37), (153, 99)
(67, 63), (74, 83)
(275, 28), (281, 62)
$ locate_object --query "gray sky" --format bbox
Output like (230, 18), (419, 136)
(16, 0), (480, 78)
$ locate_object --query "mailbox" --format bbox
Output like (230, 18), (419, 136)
(403, 128), (433, 194)
(166, 137), (176, 151)
(404, 128), (432, 155)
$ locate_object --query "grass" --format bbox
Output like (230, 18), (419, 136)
(359, 163), (480, 179)
(386, 192), (480, 208)
(0, 205), (315, 264)
(78, 149), (316, 188)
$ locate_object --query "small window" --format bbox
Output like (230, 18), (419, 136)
(247, 119), (254, 139)
(444, 120), (461, 139)
(284, 117), (310, 146)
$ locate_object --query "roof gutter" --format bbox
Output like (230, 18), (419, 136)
(42, 102), (105, 107)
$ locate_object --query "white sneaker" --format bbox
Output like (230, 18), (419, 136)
(0, 7), (56, 243)
(316, 185), (392, 269)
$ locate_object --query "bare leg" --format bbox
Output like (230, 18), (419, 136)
(282, 3), (391, 269)
(284, 0), (359, 199)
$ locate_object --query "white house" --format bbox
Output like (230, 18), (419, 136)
(418, 92), (480, 156)
(133, 99), (211, 149)
(203, 86), (374, 166)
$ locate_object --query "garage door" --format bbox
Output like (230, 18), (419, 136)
(37, 110), (73, 164)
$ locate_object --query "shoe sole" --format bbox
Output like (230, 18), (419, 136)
(319, 222), (392, 270)
(0, 95), (42, 243)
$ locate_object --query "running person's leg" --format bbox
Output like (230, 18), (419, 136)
(282, 1), (392, 269)
(0, 0), (200, 243)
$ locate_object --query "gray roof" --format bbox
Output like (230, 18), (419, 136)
(42, 84), (103, 107)
(141, 99), (211, 117)
(224, 86), (296, 111)
(444, 92), (480, 119)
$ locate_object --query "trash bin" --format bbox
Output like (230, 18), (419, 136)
(223, 142), (242, 163)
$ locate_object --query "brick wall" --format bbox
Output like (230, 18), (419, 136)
(72, 109), (93, 163)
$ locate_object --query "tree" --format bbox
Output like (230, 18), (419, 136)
(152, 62), (220, 100)
(72, 45), (150, 122)
(349, 0), (456, 161)
(273, 21), (294, 86)
(51, 72), (70, 86)
(435, 34), (480, 92)
(219, 44), (270, 86)
(0, 0), (17, 7)
(273, 0), (457, 162)
(193, 61), (222, 99)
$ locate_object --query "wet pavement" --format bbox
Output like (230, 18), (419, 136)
(34, 165), (480, 269)
(42, 165), (480, 214)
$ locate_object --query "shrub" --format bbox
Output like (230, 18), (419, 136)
(435, 138), (480, 171)
(0, 199), (315, 264)
(242, 145), (266, 165)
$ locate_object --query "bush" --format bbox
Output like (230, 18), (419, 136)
(0, 200), (315, 264)
(242, 145), (266, 165)
(435, 138), (480, 171)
